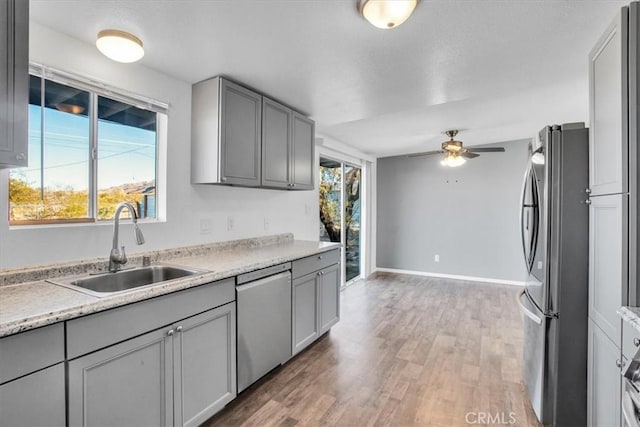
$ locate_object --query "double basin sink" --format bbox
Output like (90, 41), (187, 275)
(48, 265), (209, 298)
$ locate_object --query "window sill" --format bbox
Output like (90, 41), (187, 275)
(9, 218), (165, 231)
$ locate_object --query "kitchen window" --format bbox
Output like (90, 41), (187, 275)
(8, 65), (168, 225)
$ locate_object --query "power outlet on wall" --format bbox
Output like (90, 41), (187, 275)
(227, 216), (235, 231)
(199, 218), (212, 235)
(434, 254), (440, 263)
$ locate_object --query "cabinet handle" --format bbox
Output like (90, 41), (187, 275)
(634, 338), (640, 347)
(15, 153), (25, 161)
(167, 329), (174, 336)
(585, 188), (591, 194)
(617, 359), (623, 369)
(585, 199), (591, 205)
(176, 326), (183, 333)
(221, 176), (227, 182)
(318, 255), (323, 260)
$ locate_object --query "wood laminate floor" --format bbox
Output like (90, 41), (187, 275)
(205, 272), (542, 427)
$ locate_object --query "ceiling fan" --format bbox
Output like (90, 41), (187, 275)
(408, 130), (505, 167)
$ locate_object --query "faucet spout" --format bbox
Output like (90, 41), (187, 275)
(109, 202), (145, 272)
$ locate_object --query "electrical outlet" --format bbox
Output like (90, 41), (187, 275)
(434, 254), (440, 263)
(227, 216), (234, 231)
(200, 218), (212, 235)
(264, 216), (270, 231)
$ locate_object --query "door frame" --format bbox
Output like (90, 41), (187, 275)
(317, 152), (366, 287)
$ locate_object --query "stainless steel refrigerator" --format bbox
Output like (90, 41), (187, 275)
(518, 123), (589, 426)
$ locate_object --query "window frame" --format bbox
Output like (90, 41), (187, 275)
(9, 64), (168, 226)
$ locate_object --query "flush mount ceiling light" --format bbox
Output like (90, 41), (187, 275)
(357, 0), (419, 29)
(55, 103), (85, 115)
(96, 29), (144, 63)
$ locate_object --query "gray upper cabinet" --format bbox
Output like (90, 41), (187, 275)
(192, 77), (262, 186)
(192, 76), (314, 190)
(262, 98), (291, 189)
(291, 112), (315, 190)
(0, 0), (28, 169)
(588, 6), (629, 196)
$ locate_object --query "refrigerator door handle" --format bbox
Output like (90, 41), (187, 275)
(518, 290), (543, 325)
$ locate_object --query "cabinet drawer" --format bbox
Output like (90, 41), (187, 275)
(623, 320), (640, 360)
(292, 249), (340, 279)
(67, 278), (235, 359)
(0, 322), (64, 384)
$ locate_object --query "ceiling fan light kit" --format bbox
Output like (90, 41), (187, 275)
(96, 29), (144, 63)
(357, 0), (419, 29)
(407, 129), (506, 167)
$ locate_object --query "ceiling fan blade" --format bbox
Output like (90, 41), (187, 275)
(467, 147), (506, 153)
(407, 150), (444, 158)
(461, 151), (480, 159)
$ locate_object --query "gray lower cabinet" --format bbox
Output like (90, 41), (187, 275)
(0, 322), (65, 426)
(318, 263), (340, 333)
(292, 272), (320, 355)
(292, 261), (340, 356)
(0, 363), (66, 427)
(173, 303), (236, 427)
(0, 0), (28, 169)
(587, 318), (622, 427)
(68, 302), (236, 427)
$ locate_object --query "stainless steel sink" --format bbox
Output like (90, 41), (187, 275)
(48, 265), (209, 297)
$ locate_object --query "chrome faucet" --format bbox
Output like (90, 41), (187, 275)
(109, 202), (145, 272)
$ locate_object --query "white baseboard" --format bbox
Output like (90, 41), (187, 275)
(374, 267), (526, 287)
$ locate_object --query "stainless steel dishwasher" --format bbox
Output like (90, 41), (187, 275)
(236, 263), (292, 393)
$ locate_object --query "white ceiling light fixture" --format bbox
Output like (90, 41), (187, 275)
(357, 0), (419, 29)
(96, 29), (144, 63)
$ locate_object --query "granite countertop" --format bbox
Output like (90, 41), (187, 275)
(0, 235), (340, 337)
(619, 306), (640, 333)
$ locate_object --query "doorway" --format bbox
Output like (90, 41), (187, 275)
(319, 157), (362, 284)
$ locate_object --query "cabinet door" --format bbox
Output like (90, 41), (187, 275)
(0, 0), (28, 168)
(589, 7), (629, 196)
(589, 194), (629, 340)
(68, 327), (173, 427)
(219, 79), (262, 186)
(0, 363), (65, 427)
(174, 303), (236, 427)
(292, 272), (319, 355)
(319, 263), (340, 334)
(262, 98), (291, 189)
(291, 112), (314, 190)
(587, 319), (622, 427)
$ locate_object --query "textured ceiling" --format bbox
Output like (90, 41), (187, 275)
(30, 0), (628, 157)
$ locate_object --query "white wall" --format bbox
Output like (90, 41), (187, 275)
(376, 139), (530, 283)
(0, 23), (319, 269)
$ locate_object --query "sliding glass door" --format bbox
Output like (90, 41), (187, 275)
(319, 157), (362, 284)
